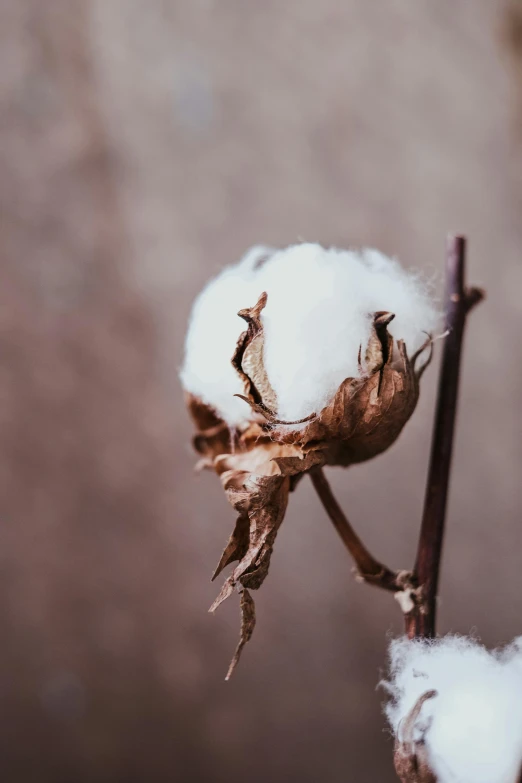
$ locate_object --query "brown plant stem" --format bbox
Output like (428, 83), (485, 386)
(310, 235), (483, 634)
(405, 235), (484, 637)
(309, 466), (410, 592)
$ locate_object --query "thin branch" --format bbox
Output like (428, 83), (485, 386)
(309, 466), (410, 593)
(405, 235), (484, 638)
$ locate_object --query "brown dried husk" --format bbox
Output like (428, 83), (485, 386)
(233, 295), (432, 466)
(393, 691), (438, 783)
(187, 292), (432, 676)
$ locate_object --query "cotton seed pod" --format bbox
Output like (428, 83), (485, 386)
(233, 292), (432, 467)
(186, 290), (432, 677)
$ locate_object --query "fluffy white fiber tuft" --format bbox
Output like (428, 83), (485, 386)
(180, 245), (275, 427)
(180, 243), (439, 427)
(384, 635), (522, 783)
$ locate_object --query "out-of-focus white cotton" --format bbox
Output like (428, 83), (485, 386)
(384, 635), (522, 783)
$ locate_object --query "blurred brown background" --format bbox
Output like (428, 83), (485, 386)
(1, 1), (522, 781)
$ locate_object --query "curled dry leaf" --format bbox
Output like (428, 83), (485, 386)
(186, 292), (432, 676)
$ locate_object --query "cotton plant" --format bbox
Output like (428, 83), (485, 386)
(181, 236), (498, 782)
(384, 636), (522, 783)
(181, 242), (439, 677)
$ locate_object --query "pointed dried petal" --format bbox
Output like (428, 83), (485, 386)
(208, 577), (235, 613)
(230, 474), (289, 585)
(211, 511), (250, 581)
(211, 472), (290, 673)
(225, 589), (256, 680)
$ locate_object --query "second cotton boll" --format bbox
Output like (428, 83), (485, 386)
(181, 242), (439, 427)
(385, 636), (522, 783)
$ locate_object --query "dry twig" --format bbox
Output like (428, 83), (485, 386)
(311, 235), (484, 638)
(405, 236), (483, 637)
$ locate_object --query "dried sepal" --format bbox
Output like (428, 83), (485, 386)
(394, 690), (438, 783)
(186, 393), (232, 461)
(225, 588), (256, 681)
(207, 447), (327, 675)
(232, 291), (278, 415)
(211, 510), (249, 581)
(213, 471), (290, 593)
(209, 470), (290, 674)
(364, 310), (395, 374)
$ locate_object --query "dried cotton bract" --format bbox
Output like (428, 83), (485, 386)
(181, 243), (439, 677)
(384, 636), (522, 783)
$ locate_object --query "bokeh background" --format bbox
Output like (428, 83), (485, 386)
(1, 1), (522, 781)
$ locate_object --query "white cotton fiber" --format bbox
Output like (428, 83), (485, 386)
(180, 245), (275, 427)
(181, 243), (439, 427)
(384, 636), (522, 783)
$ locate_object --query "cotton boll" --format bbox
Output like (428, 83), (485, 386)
(183, 248), (439, 677)
(181, 242), (439, 427)
(385, 636), (522, 783)
(180, 245), (275, 426)
(259, 244), (439, 422)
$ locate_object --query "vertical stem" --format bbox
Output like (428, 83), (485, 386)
(405, 236), (483, 638)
